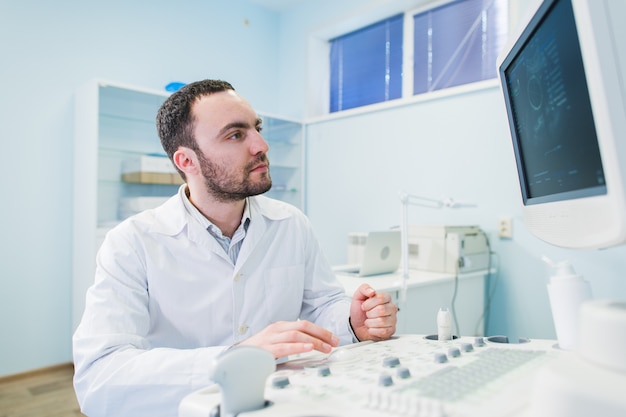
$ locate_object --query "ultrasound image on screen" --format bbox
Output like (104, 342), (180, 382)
(504, 0), (605, 202)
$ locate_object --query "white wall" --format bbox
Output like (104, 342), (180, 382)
(277, 0), (626, 342)
(0, 0), (282, 376)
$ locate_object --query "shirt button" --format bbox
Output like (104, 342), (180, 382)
(234, 273), (241, 282)
(238, 324), (248, 334)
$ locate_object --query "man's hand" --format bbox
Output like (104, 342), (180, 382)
(349, 284), (398, 341)
(237, 320), (339, 359)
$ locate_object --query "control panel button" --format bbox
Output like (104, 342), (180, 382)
(271, 376), (290, 389)
(397, 367), (411, 379)
(461, 342), (474, 352)
(383, 356), (401, 368)
(317, 365), (331, 377)
(379, 374), (394, 387)
(448, 347), (461, 358)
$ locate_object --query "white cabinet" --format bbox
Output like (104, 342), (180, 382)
(261, 115), (304, 209)
(72, 80), (304, 329)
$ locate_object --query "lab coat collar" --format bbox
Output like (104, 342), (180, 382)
(149, 185), (294, 243)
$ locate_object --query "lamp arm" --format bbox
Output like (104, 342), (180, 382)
(399, 192), (445, 209)
(397, 191), (476, 306)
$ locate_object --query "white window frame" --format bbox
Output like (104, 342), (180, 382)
(307, 0), (520, 119)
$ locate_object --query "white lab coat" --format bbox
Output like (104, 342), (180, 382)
(73, 188), (353, 417)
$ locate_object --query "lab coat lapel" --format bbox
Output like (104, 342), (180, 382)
(235, 208), (268, 269)
(235, 196), (291, 270)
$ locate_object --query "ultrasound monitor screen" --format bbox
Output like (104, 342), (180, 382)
(502, 0), (606, 204)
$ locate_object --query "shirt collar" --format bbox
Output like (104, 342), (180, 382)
(181, 185), (251, 236)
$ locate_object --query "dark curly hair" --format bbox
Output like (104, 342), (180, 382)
(156, 79), (235, 180)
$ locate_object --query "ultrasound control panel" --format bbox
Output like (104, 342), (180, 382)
(179, 335), (561, 417)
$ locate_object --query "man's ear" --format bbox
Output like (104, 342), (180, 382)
(173, 147), (199, 176)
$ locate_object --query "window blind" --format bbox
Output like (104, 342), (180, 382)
(329, 14), (403, 112)
(413, 0), (508, 94)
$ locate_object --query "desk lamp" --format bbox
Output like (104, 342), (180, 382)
(398, 192), (476, 305)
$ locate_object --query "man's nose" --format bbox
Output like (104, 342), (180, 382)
(249, 129), (269, 155)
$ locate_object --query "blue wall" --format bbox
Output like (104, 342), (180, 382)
(0, 0), (281, 376)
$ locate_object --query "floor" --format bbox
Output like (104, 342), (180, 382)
(0, 363), (86, 417)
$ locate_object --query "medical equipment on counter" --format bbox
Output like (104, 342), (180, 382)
(347, 232), (368, 265)
(398, 192), (477, 304)
(406, 225), (489, 274)
(180, 298), (626, 417)
(529, 299), (626, 417)
(336, 230), (401, 277)
(437, 307), (452, 341)
(180, 334), (559, 417)
(542, 257), (592, 351)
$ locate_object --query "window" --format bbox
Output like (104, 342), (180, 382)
(329, 14), (403, 112)
(327, 0), (508, 112)
(413, 0), (509, 94)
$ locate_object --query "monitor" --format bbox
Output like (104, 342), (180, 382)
(497, 0), (626, 249)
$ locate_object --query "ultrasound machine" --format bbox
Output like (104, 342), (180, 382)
(179, 0), (626, 416)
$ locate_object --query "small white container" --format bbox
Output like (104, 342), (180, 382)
(544, 257), (592, 350)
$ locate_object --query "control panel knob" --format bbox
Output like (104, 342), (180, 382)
(383, 356), (401, 368)
(397, 367), (411, 379)
(209, 346), (275, 417)
(433, 352), (448, 363)
(448, 347), (461, 358)
(461, 342), (474, 352)
(271, 375), (290, 389)
(474, 337), (485, 347)
(317, 365), (331, 377)
(379, 373), (394, 387)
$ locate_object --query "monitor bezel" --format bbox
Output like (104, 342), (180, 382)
(498, 0), (607, 207)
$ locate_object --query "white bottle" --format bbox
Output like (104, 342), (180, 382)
(543, 256), (592, 350)
(437, 307), (452, 341)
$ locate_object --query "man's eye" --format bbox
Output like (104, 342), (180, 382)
(256, 125), (263, 133)
(228, 132), (242, 140)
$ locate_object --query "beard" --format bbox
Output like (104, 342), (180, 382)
(197, 150), (272, 202)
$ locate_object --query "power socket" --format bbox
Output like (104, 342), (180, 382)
(498, 217), (513, 239)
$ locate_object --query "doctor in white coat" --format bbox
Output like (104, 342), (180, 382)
(72, 79), (398, 417)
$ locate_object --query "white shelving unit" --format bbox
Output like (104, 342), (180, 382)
(72, 79), (304, 329)
(260, 114), (304, 209)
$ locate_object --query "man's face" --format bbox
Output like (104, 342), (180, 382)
(191, 90), (272, 202)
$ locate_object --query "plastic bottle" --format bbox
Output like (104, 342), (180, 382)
(437, 307), (452, 341)
(543, 256), (592, 350)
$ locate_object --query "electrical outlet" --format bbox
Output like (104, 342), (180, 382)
(498, 217), (513, 239)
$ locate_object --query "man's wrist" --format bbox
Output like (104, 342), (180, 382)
(348, 317), (361, 343)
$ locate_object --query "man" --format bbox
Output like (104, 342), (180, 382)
(73, 79), (398, 417)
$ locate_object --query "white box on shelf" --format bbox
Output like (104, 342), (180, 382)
(122, 154), (176, 174)
(119, 196), (170, 219)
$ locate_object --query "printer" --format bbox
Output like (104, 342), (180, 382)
(406, 225), (489, 274)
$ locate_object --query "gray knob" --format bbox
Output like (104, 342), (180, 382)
(317, 365), (331, 377)
(434, 352), (448, 363)
(397, 367), (411, 379)
(271, 375), (290, 389)
(448, 347), (461, 358)
(461, 343), (474, 352)
(379, 374), (394, 387)
(383, 356), (401, 368)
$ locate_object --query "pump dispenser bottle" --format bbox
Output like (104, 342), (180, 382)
(543, 256), (592, 350)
